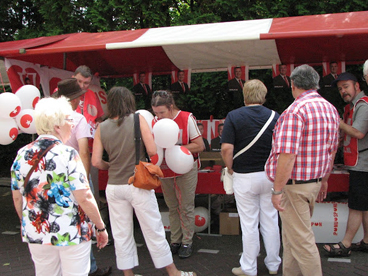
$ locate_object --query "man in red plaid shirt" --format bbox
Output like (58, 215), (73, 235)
(265, 64), (340, 276)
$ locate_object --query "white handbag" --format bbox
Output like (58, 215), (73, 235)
(221, 110), (276, 194)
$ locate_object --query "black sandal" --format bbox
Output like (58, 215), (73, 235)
(323, 242), (351, 257)
(351, 240), (368, 252)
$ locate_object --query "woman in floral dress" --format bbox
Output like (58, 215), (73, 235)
(11, 96), (108, 276)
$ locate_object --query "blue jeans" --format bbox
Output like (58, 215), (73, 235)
(90, 249), (97, 273)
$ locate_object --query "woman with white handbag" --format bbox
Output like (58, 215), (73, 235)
(221, 80), (281, 276)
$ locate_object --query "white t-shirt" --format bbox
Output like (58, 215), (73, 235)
(65, 111), (92, 151)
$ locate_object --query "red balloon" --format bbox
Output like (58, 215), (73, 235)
(9, 127), (18, 141)
(32, 96), (40, 109)
(20, 114), (33, 128)
(151, 154), (159, 164)
(10, 106), (21, 118)
(195, 215), (206, 227)
(181, 147), (191, 155)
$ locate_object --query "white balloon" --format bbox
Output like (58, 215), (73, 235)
(194, 207), (209, 233)
(15, 85), (41, 109)
(165, 145), (194, 174)
(0, 92), (22, 119)
(152, 119), (179, 148)
(150, 146), (163, 166)
(0, 118), (19, 145)
(15, 109), (37, 134)
(136, 109), (154, 132)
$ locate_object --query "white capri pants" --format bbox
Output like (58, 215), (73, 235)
(106, 184), (173, 270)
(233, 171), (281, 276)
(28, 240), (91, 276)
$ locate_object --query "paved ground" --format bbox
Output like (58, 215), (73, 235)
(1, 177), (367, 276)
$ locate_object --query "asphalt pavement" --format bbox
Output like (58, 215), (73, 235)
(1, 178), (367, 276)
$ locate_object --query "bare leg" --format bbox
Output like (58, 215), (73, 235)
(341, 209), (364, 248)
(123, 269), (135, 276)
(361, 211), (368, 243)
(325, 208), (363, 251)
(165, 263), (180, 276)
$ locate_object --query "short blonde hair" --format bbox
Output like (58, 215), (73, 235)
(363, 59), (368, 76)
(34, 96), (73, 135)
(243, 79), (267, 105)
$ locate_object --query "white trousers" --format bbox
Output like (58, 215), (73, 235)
(28, 241), (91, 276)
(233, 171), (281, 276)
(106, 184), (173, 270)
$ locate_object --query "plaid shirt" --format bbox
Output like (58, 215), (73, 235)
(265, 90), (340, 182)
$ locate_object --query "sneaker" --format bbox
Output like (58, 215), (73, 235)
(231, 267), (253, 276)
(178, 244), (193, 258)
(180, 272), (197, 276)
(170, 243), (181, 254)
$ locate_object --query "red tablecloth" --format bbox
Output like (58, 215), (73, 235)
(99, 170), (349, 193)
(327, 172), (349, 192)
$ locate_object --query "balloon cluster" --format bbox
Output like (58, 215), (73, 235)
(136, 109), (194, 175)
(0, 85), (40, 145)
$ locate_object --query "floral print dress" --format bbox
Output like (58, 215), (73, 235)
(11, 135), (92, 246)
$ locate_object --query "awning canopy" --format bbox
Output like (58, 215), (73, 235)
(1, 11), (367, 77)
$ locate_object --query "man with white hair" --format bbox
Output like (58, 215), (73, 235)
(323, 63), (368, 257)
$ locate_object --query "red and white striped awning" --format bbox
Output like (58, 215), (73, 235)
(0, 11), (367, 78)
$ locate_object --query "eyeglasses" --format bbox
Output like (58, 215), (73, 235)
(64, 118), (74, 123)
(153, 90), (169, 97)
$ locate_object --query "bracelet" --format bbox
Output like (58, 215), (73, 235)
(95, 225), (106, 232)
(271, 188), (283, 195)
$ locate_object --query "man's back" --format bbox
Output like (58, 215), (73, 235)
(267, 91), (340, 181)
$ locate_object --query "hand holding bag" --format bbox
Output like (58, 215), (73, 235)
(128, 113), (163, 190)
(221, 167), (234, 194)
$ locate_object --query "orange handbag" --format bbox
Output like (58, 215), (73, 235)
(128, 113), (163, 190)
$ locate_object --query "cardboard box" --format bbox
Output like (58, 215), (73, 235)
(219, 211), (240, 235)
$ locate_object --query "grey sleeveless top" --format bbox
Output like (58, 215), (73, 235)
(100, 113), (145, 184)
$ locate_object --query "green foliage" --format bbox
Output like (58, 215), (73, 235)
(1, 0), (367, 41)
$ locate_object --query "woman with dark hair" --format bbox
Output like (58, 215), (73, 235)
(151, 91), (204, 259)
(92, 87), (196, 276)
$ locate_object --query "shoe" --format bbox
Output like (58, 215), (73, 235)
(180, 272), (197, 276)
(170, 243), (181, 254)
(323, 241), (352, 257)
(231, 267), (253, 276)
(269, 271), (278, 275)
(178, 244), (193, 258)
(89, 266), (112, 276)
(351, 240), (368, 252)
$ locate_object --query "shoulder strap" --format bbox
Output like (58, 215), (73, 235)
(134, 113), (141, 165)
(24, 142), (58, 188)
(233, 110), (275, 160)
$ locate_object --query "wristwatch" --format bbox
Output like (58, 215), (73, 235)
(271, 188), (283, 195)
(95, 225), (106, 232)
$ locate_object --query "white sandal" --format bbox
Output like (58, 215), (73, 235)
(180, 272), (197, 276)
